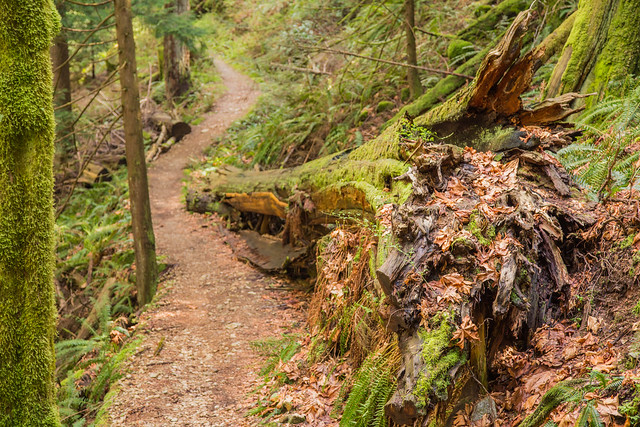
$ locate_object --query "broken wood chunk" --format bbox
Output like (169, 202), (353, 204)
(223, 192), (288, 218)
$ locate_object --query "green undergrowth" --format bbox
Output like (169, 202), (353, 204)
(55, 169), (147, 426)
(340, 344), (400, 427)
(192, 0), (497, 171)
(248, 333), (301, 422)
(520, 370), (623, 427)
(555, 78), (640, 200)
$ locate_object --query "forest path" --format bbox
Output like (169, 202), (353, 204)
(108, 60), (289, 426)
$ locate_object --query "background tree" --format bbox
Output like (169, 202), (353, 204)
(115, 0), (158, 305)
(404, 0), (422, 99)
(0, 0), (61, 424)
(135, 0), (205, 104)
(164, 0), (192, 102)
(51, 0), (73, 158)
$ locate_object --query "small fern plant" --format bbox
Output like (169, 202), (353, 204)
(519, 370), (623, 427)
(555, 81), (640, 200)
(340, 344), (400, 427)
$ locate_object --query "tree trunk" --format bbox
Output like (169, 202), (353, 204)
(547, 0), (640, 98)
(0, 0), (60, 424)
(164, 0), (191, 102)
(51, 31), (73, 157)
(404, 0), (422, 99)
(114, 0), (158, 306)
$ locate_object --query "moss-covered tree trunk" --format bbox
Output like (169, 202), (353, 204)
(547, 0), (640, 97)
(164, 0), (191, 102)
(115, 0), (158, 305)
(0, 0), (61, 424)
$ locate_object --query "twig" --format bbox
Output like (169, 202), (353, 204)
(301, 45), (474, 80)
(271, 63), (332, 75)
(414, 27), (455, 39)
(62, 23), (116, 32)
(55, 113), (122, 219)
(146, 361), (173, 366)
(64, 0), (113, 6)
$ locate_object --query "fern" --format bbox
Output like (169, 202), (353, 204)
(340, 344), (399, 427)
(555, 78), (640, 200)
(519, 371), (624, 427)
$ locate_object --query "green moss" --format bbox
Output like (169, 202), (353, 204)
(589, 0), (640, 97)
(620, 233), (635, 249)
(0, 0), (61, 425)
(549, 0), (617, 95)
(376, 100), (395, 113)
(466, 211), (496, 246)
(413, 313), (466, 408)
(447, 39), (473, 59)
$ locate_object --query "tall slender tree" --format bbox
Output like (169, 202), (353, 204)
(115, 0), (158, 305)
(404, 0), (423, 99)
(51, 0), (73, 160)
(0, 0), (61, 424)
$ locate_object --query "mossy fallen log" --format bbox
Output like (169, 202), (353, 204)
(187, 10), (579, 228)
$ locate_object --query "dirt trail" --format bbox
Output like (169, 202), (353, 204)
(108, 60), (291, 426)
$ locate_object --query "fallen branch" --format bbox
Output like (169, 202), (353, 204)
(301, 45), (474, 80)
(271, 63), (332, 75)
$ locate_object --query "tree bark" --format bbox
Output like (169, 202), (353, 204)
(547, 0), (640, 98)
(0, 0), (60, 424)
(404, 0), (423, 99)
(51, 1), (74, 163)
(115, 0), (158, 306)
(164, 0), (191, 102)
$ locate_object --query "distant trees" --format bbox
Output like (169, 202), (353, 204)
(136, 0), (205, 103)
(0, 0), (60, 424)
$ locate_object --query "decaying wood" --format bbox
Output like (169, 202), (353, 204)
(146, 123), (168, 162)
(76, 161), (111, 186)
(223, 192), (288, 218)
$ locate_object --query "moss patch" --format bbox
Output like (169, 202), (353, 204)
(466, 210), (496, 246)
(413, 313), (466, 408)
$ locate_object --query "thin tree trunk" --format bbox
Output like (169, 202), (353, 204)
(404, 0), (423, 99)
(0, 0), (60, 424)
(164, 0), (191, 102)
(114, 0), (158, 306)
(51, 31), (74, 159)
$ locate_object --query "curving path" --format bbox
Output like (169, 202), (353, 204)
(108, 60), (291, 426)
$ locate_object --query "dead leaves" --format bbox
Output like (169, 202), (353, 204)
(451, 316), (480, 350)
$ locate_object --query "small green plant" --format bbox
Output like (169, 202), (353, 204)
(340, 344), (400, 427)
(555, 80), (640, 200)
(620, 383), (640, 426)
(519, 370), (624, 427)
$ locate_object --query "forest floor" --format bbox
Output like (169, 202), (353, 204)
(107, 60), (303, 426)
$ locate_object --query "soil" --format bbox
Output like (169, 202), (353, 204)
(108, 60), (302, 426)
